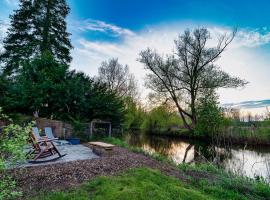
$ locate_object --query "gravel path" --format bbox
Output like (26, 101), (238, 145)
(7, 145), (212, 199)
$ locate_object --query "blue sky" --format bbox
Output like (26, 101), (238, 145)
(1, 0), (270, 113)
(69, 0), (270, 31)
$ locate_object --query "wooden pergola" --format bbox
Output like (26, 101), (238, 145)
(89, 119), (112, 138)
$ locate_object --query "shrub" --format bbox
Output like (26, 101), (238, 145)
(0, 107), (32, 199)
(195, 91), (224, 137)
(141, 105), (183, 134)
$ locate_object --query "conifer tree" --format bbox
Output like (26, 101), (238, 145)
(0, 0), (72, 75)
(0, 0), (35, 74)
(33, 0), (72, 64)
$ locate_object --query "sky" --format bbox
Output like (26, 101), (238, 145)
(1, 0), (270, 114)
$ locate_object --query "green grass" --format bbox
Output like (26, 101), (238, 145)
(178, 163), (270, 200)
(32, 167), (270, 200)
(34, 168), (214, 200)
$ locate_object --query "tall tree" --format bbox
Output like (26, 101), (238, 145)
(33, 0), (72, 64)
(13, 53), (68, 117)
(0, 0), (72, 75)
(97, 58), (138, 98)
(139, 28), (247, 131)
(0, 0), (35, 74)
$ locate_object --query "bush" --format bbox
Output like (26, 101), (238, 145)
(195, 91), (224, 137)
(141, 105), (183, 134)
(0, 108), (32, 199)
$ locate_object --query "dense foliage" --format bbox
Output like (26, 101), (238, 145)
(0, 108), (32, 200)
(0, 54), (125, 125)
(141, 105), (183, 134)
(123, 97), (145, 130)
(194, 91), (224, 136)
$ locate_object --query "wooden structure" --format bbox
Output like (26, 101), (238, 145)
(89, 141), (115, 156)
(28, 132), (66, 163)
(89, 119), (112, 138)
(89, 142), (115, 150)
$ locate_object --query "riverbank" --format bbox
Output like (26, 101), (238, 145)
(8, 138), (270, 200)
(145, 126), (270, 146)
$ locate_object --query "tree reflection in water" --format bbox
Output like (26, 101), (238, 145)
(125, 133), (270, 181)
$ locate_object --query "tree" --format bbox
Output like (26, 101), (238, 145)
(223, 107), (241, 122)
(0, 0), (72, 75)
(195, 90), (224, 136)
(141, 104), (183, 134)
(123, 97), (145, 130)
(139, 28), (247, 131)
(33, 0), (72, 64)
(97, 58), (138, 98)
(60, 71), (125, 125)
(1, 55), (125, 125)
(0, 0), (34, 74)
(12, 53), (68, 117)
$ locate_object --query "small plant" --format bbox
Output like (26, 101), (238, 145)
(69, 116), (86, 139)
(0, 107), (33, 199)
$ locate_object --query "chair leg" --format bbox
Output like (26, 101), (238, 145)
(51, 142), (62, 157)
(34, 149), (46, 161)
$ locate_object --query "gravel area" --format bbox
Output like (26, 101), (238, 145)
(6, 144), (212, 199)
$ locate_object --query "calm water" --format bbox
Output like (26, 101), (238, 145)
(125, 133), (270, 181)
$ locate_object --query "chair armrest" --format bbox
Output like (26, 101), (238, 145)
(38, 138), (58, 143)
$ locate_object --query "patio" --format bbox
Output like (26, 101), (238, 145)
(19, 144), (99, 167)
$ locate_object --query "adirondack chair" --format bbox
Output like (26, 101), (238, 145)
(28, 130), (66, 164)
(32, 127), (46, 141)
(44, 127), (71, 145)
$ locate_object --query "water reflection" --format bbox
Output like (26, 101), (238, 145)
(125, 133), (270, 181)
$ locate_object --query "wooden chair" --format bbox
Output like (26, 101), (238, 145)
(28, 131), (66, 164)
(44, 127), (71, 145)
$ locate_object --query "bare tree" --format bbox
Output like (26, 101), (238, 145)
(139, 28), (247, 131)
(265, 107), (270, 120)
(97, 58), (138, 98)
(224, 107), (241, 122)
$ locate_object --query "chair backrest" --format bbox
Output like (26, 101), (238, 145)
(29, 130), (41, 150)
(44, 127), (55, 139)
(32, 127), (41, 140)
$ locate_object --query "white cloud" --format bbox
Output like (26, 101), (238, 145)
(0, 20), (9, 52)
(210, 26), (270, 48)
(70, 19), (135, 37)
(4, 0), (18, 7)
(235, 29), (270, 47)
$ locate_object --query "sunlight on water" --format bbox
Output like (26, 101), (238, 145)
(126, 134), (270, 181)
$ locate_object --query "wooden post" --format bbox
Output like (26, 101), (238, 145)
(109, 123), (112, 137)
(90, 121), (93, 139)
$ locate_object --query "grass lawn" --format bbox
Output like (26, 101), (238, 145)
(34, 168), (213, 200)
(179, 164), (270, 200)
(34, 167), (270, 200)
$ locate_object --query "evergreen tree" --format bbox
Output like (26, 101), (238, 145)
(0, 0), (72, 75)
(0, 0), (35, 75)
(33, 0), (72, 64)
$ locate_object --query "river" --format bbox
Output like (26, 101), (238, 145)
(125, 133), (270, 181)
